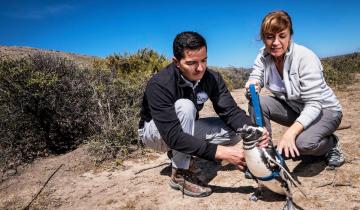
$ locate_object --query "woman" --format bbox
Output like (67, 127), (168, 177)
(246, 10), (344, 167)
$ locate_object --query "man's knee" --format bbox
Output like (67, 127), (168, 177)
(175, 99), (196, 121)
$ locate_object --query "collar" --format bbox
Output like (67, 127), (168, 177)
(180, 75), (200, 89)
(285, 41), (294, 57)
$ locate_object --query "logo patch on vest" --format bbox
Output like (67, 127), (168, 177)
(197, 91), (208, 104)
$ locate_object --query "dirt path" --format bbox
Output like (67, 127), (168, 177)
(1, 86), (359, 210)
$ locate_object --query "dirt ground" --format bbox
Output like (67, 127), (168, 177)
(1, 83), (359, 210)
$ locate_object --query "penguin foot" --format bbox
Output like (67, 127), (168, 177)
(282, 197), (299, 210)
(249, 189), (263, 201)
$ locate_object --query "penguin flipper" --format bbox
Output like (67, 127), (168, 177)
(282, 197), (301, 210)
(266, 156), (307, 198)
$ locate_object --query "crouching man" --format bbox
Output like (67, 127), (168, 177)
(138, 31), (269, 197)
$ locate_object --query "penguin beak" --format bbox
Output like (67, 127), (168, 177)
(237, 125), (264, 141)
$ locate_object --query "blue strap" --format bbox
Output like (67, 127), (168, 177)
(252, 151), (285, 181)
(249, 84), (263, 127)
(255, 170), (281, 181)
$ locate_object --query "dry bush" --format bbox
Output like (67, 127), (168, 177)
(0, 54), (96, 173)
(211, 66), (251, 90)
(0, 49), (170, 172)
(322, 52), (360, 87)
(86, 49), (169, 162)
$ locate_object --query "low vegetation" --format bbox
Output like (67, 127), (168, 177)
(0, 55), (96, 172)
(211, 66), (251, 90)
(0, 48), (169, 174)
(322, 52), (360, 87)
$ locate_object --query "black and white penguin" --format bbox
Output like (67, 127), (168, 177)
(238, 125), (306, 210)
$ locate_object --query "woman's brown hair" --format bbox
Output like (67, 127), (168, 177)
(260, 10), (293, 41)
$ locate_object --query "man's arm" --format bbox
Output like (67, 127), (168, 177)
(146, 81), (218, 161)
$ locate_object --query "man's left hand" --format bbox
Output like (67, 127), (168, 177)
(257, 127), (270, 148)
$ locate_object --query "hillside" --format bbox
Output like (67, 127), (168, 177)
(0, 46), (253, 91)
(0, 46), (100, 65)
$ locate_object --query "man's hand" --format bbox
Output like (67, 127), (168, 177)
(215, 145), (247, 171)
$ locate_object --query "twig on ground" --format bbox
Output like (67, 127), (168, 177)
(332, 183), (353, 187)
(23, 164), (64, 210)
(336, 124), (351, 130)
(134, 162), (170, 175)
(315, 169), (337, 188)
(346, 157), (360, 164)
(316, 182), (353, 188)
(231, 179), (242, 187)
(315, 170), (354, 188)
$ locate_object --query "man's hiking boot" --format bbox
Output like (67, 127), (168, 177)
(169, 168), (212, 197)
(326, 135), (345, 167)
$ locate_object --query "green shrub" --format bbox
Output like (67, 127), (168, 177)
(85, 49), (169, 162)
(106, 48), (170, 79)
(211, 66), (251, 90)
(86, 68), (149, 161)
(0, 54), (96, 171)
(322, 52), (360, 87)
(0, 49), (170, 171)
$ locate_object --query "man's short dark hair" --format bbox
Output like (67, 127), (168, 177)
(173, 31), (207, 60)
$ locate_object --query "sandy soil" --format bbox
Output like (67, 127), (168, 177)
(1, 84), (359, 210)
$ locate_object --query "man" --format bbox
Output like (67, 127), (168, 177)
(138, 31), (269, 197)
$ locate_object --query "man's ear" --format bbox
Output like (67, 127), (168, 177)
(172, 56), (180, 67)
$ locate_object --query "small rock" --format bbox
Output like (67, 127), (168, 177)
(5, 169), (17, 176)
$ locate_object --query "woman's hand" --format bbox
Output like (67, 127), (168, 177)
(277, 130), (299, 158)
(276, 122), (304, 158)
(245, 79), (261, 93)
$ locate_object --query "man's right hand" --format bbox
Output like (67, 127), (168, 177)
(215, 145), (247, 171)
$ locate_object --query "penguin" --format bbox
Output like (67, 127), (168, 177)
(238, 125), (306, 210)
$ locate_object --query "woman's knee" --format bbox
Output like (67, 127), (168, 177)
(259, 95), (272, 114)
(295, 135), (321, 155)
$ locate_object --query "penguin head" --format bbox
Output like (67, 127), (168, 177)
(237, 125), (264, 142)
